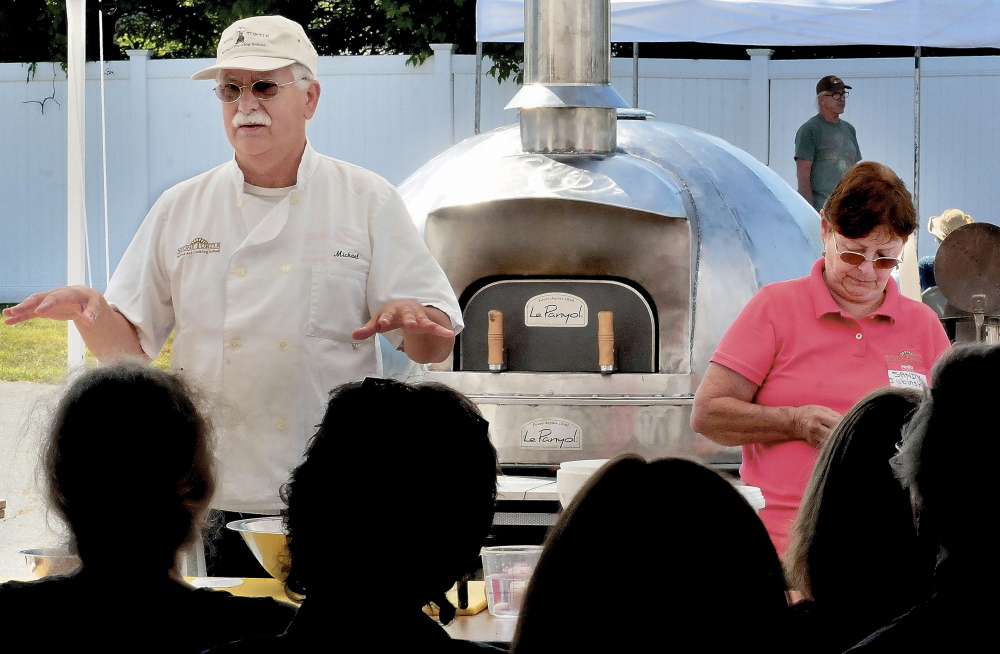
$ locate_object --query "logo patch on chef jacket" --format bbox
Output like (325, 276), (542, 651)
(177, 237), (222, 258)
(886, 350), (928, 390)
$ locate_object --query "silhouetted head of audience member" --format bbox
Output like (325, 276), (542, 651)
(44, 361), (214, 574)
(894, 344), (998, 567)
(282, 378), (498, 623)
(512, 456), (789, 653)
(785, 387), (935, 641)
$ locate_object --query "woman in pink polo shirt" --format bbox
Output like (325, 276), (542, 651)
(690, 161), (950, 556)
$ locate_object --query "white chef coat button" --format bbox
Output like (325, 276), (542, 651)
(855, 333), (863, 340)
(276, 419), (289, 431)
(289, 192), (301, 205)
(278, 340), (289, 351)
(234, 265), (247, 278)
(236, 196), (245, 208)
(352, 342), (360, 349)
(230, 339), (242, 351)
(280, 263), (292, 274)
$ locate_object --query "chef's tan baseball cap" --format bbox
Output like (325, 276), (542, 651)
(191, 15), (318, 80)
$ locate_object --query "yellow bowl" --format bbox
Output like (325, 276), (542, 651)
(226, 517), (289, 581)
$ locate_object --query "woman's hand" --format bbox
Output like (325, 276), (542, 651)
(692, 363), (841, 447)
(790, 405), (843, 447)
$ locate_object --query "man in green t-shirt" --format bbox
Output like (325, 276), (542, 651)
(794, 75), (861, 211)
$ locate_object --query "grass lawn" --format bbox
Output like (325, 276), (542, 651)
(0, 304), (172, 383)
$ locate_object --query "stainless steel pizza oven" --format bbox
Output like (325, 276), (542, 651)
(399, 0), (821, 468)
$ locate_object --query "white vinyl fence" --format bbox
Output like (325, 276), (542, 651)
(2, 48), (998, 302)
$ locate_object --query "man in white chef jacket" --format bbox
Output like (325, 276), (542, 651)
(2, 15), (462, 573)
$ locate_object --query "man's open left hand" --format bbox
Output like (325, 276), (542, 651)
(352, 300), (455, 341)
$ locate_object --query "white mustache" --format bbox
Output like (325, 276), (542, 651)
(232, 110), (272, 128)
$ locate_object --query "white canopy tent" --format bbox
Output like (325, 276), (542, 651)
(475, 0), (1000, 124)
(476, 0), (1000, 46)
(475, 0), (1000, 113)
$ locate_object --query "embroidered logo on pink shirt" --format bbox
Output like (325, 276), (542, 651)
(885, 350), (924, 370)
(885, 351), (924, 370)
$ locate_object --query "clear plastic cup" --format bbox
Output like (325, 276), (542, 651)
(481, 545), (543, 618)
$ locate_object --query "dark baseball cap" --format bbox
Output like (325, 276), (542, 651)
(817, 75), (851, 94)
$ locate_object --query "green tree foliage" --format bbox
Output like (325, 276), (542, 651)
(0, 1), (69, 68)
(380, 0), (474, 63)
(0, 0), (524, 81)
(378, 0), (522, 81)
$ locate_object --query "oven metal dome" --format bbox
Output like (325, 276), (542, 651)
(400, 116), (821, 381)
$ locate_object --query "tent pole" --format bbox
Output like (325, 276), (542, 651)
(632, 42), (639, 107)
(913, 46), (921, 225)
(475, 41), (483, 134)
(898, 46), (922, 300)
(66, 0), (87, 369)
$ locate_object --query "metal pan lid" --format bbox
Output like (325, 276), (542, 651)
(935, 222), (1000, 314)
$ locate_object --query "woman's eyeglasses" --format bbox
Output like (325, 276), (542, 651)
(214, 79), (299, 103)
(834, 236), (903, 270)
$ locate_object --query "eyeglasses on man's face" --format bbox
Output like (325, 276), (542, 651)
(214, 79), (299, 103)
(820, 91), (849, 100)
(833, 236), (902, 270)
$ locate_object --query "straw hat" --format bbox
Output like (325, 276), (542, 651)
(927, 209), (974, 241)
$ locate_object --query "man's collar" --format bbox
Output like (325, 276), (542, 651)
(294, 141), (319, 188)
(229, 141), (317, 194)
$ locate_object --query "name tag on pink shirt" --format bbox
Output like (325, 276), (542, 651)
(888, 370), (928, 389)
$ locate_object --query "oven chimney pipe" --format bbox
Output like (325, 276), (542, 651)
(506, 0), (628, 154)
